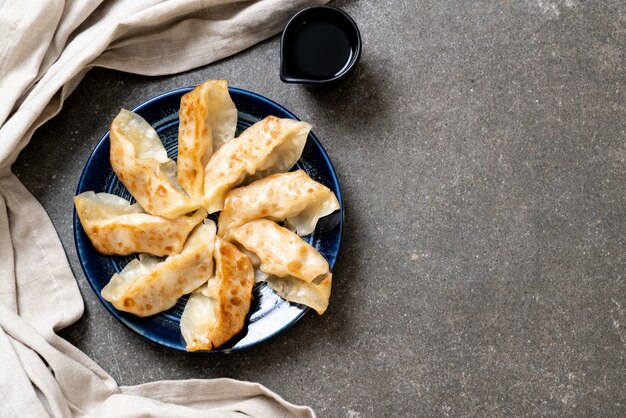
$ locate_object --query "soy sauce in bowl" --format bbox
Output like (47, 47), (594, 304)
(280, 6), (361, 85)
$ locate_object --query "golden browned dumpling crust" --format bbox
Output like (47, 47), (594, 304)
(75, 192), (206, 256)
(110, 109), (199, 219)
(218, 170), (339, 237)
(101, 220), (216, 317)
(181, 237), (254, 351)
(178, 80), (237, 200)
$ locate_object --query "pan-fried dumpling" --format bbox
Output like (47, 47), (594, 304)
(74, 191), (207, 256)
(217, 170), (339, 236)
(101, 220), (216, 317)
(180, 237), (254, 351)
(224, 219), (332, 314)
(177, 80), (237, 200)
(110, 109), (199, 219)
(203, 116), (310, 213)
(266, 274), (332, 315)
(235, 245), (332, 315)
(224, 219), (330, 284)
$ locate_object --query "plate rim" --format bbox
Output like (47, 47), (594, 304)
(73, 85), (344, 353)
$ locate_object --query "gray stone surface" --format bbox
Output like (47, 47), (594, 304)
(12, 0), (625, 416)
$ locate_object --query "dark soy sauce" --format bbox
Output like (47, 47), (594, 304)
(290, 21), (353, 79)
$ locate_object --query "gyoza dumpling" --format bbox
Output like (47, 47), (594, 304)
(74, 191), (207, 256)
(110, 109), (199, 219)
(224, 219), (332, 314)
(177, 80), (237, 200)
(266, 274), (332, 315)
(180, 237), (254, 351)
(224, 219), (331, 283)
(203, 116), (311, 213)
(217, 170), (339, 237)
(101, 220), (216, 317)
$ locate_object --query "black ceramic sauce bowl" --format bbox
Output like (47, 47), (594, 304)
(280, 6), (361, 85)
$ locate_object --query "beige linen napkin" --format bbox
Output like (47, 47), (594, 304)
(0, 0), (328, 416)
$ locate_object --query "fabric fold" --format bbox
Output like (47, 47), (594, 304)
(0, 172), (83, 335)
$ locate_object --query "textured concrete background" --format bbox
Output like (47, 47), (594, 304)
(13, 0), (625, 416)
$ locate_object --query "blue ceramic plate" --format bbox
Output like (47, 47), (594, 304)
(74, 86), (343, 353)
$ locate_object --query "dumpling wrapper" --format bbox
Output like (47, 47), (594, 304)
(234, 241), (332, 315)
(217, 170), (339, 237)
(180, 237), (254, 351)
(110, 109), (199, 219)
(224, 219), (330, 284)
(177, 80), (237, 200)
(74, 191), (206, 256)
(224, 219), (332, 314)
(203, 116), (311, 213)
(101, 220), (216, 317)
(266, 274), (332, 315)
